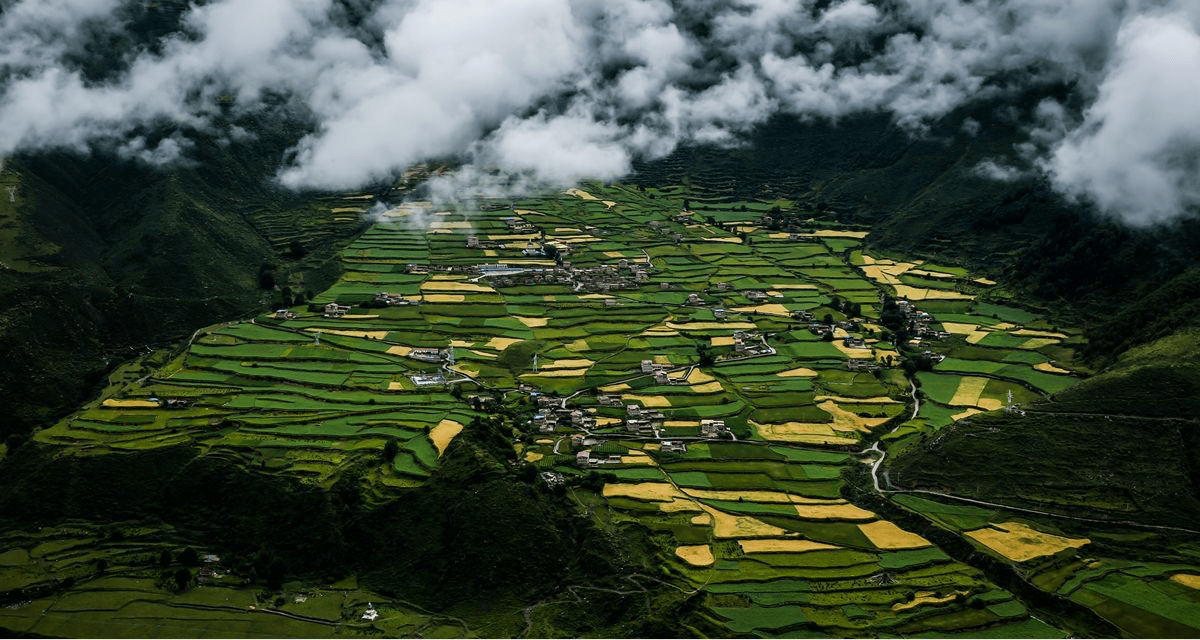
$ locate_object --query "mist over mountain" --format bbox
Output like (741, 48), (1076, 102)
(2, 0), (1199, 224)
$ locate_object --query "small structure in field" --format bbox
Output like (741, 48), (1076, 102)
(323, 302), (350, 318)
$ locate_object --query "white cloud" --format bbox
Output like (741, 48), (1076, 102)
(1046, 11), (1200, 225)
(0, 0), (1196, 222)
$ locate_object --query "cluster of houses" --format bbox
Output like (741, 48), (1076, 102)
(730, 331), (772, 357)
(374, 291), (416, 306)
(625, 403), (667, 435)
(894, 298), (951, 341)
(405, 263), (473, 275)
(530, 394), (597, 434)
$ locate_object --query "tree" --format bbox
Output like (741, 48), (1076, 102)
(383, 438), (399, 462)
(178, 547), (198, 566)
(173, 568), (192, 591)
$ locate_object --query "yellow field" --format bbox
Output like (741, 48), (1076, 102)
(102, 398), (158, 408)
(686, 368), (716, 384)
(1020, 337), (1059, 349)
(330, 206), (366, 214)
(621, 453), (656, 466)
(948, 377), (989, 407)
(893, 591), (963, 612)
(975, 277), (998, 285)
(704, 237), (743, 244)
(1170, 574), (1200, 590)
(564, 188), (616, 207)
(523, 368), (590, 378)
(603, 482), (680, 502)
(340, 314), (379, 319)
(664, 420), (700, 428)
(964, 521), (1089, 562)
(831, 340), (875, 360)
(691, 381), (725, 393)
(545, 358), (594, 369)
(600, 383), (631, 392)
(777, 367), (819, 377)
(1034, 362), (1071, 374)
(739, 539), (838, 554)
(892, 284), (974, 301)
(752, 421), (858, 446)
(622, 394), (671, 407)
(675, 545), (714, 567)
(428, 419), (464, 456)
(420, 294), (465, 303)
(711, 336), (736, 346)
(700, 505), (791, 538)
(385, 345), (413, 356)
(1013, 329), (1068, 339)
(908, 269), (957, 279)
(386, 381), (405, 391)
(818, 400), (891, 432)
(485, 337), (524, 350)
(731, 303), (791, 316)
(514, 316), (549, 327)
(429, 220), (474, 230)
(524, 451), (544, 462)
(419, 281), (495, 293)
(951, 408), (983, 421)
(859, 521), (932, 549)
(861, 261), (916, 286)
(793, 503), (875, 521)
(304, 328), (389, 339)
(769, 283), (819, 290)
(942, 322), (992, 344)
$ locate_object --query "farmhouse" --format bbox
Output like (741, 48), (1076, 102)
(596, 394), (622, 407)
(700, 419), (729, 437)
(714, 308), (729, 320)
(844, 336), (866, 348)
(362, 604), (379, 622)
(687, 293), (704, 305)
(374, 291), (409, 305)
(408, 348), (445, 363)
(273, 309), (298, 320)
(323, 302), (351, 318)
(746, 291), (769, 303)
(661, 441), (688, 454)
(846, 359), (877, 372)
(409, 373), (446, 387)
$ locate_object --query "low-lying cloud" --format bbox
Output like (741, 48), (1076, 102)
(0, 0), (1197, 225)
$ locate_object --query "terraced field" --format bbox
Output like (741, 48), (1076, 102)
(15, 183), (1198, 637)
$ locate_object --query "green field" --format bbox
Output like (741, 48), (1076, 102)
(10, 182), (1193, 638)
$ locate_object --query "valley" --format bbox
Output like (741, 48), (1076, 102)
(2, 183), (1198, 637)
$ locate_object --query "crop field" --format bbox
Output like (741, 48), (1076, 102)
(20, 182), (1193, 637)
(0, 525), (468, 638)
